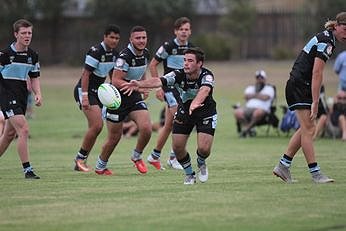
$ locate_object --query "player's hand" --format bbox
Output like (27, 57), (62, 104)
(34, 94), (42, 107)
(81, 95), (90, 110)
(189, 102), (204, 115)
(120, 80), (139, 96)
(155, 88), (164, 101)
(142, 91), (150, 100)
(310, 101), (318, 121)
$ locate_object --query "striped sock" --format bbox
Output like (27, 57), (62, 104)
(169, 150), (176, 159)
(196, 151), (206, 168)
(132, 149), (142, 161)
(279, 154), (292, 168)
(95, 156), (107, 170)
(76, 148), (88, 160)
(178, 153), (193, 175)
(308, 162), (320, 173)
(151, 149), (161, 159)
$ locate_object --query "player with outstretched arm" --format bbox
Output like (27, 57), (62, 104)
(121, 47), (217, 184)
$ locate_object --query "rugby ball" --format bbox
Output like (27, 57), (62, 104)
(97, 83), (121, 110)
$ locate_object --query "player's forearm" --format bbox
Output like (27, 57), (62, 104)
(138, 78), (162, 88)
(30, 77), (42, 96)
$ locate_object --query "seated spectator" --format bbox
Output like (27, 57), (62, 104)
(234, 70), (275, 137)
(334, 50), (346, 91)
(327, 90), (346, 141)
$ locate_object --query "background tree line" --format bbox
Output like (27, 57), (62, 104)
(0, 0), (345, 64)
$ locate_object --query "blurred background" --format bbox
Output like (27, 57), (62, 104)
(0, 0), (345, 65)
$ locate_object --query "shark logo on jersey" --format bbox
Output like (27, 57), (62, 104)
(116, 58), (125, 68)
(101, 55), (105, 62)
(132, 59), (136, 66)
(172, 49), (177, 55)
(28, 57), (32, 64)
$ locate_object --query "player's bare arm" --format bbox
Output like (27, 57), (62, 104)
(189, 86), (210, 115)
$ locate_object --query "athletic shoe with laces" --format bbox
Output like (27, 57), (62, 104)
(184, 172), (196, 185)
(25, 171), (40, 179)
(273, 162), (293, 183)
(131, 158), (148, 174)
(74, 159), (92, 172)
(197, 164), (208, 183)
(167, 157), (183, 170)
(147, 155), (164, 170)
(311, 171), (334, 183)
(95, 168), (113, 176)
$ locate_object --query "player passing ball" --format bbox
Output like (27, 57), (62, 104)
(122, 47), (217, 185)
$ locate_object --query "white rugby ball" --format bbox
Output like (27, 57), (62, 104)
(97, 83), (121, 110)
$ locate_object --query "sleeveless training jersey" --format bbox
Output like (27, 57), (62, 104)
(0, 43), (40, 104)
(290, 30), (335, 84)
(160, 67), (216, 117)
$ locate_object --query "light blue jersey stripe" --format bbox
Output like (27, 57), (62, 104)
(125, 65), (147, 81)
(93, 62), (114, 78)
(167, 55), (184, 69)
(1, 62), (34, 81)
(85, 55), (99, 68)
(303, 36), (318, 54)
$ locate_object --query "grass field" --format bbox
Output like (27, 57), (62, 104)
(0, 61), (346, 231)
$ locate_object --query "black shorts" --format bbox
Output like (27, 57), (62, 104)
(285, 78), (312, 111)
(0, 93), (27, 119)
(73, 84), (102, 110)
(105, 91), (148, 123)
(172, 106), (217, 136)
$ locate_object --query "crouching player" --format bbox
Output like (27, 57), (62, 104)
(121, 47), (217, 184)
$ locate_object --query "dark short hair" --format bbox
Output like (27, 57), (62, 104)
(104, 24), (120, 36)
(184, 47), (205, 62)
(13, 19), (33, 33)
(130, 25), (146, 34)
(174, 17), (191, 30)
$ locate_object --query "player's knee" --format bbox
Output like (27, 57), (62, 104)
(197, 147), (211, 157)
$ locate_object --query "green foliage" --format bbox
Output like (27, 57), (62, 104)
(0, 0), (35, 43)
(219, 0), (256, 36)
(192, 34), (231, 60)
(218, 0), (256, 59)
(91, 0), (194, 27)
(299, 0), (346, 39)
(271, 46), (295, 60)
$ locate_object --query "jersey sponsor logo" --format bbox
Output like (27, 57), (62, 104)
(9, 56), (15, 62)
(323, 30), (329, 36)
(91, 46), (97, 52)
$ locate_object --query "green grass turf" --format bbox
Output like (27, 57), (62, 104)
(0, 62), (345, 231)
